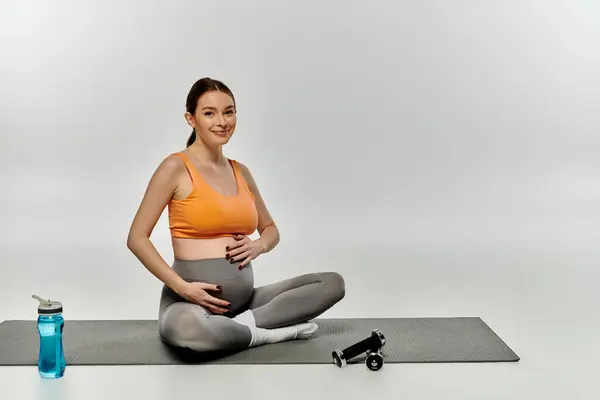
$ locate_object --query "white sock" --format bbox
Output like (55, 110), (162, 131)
(232, 310), (256, 328)
(248, 322), (319, 348)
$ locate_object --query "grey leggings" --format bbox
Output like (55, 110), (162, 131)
(158, 258), (346, 353)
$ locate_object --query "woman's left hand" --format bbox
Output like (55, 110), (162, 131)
(226, 234), (266, 269)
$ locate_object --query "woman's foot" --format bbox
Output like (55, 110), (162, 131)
(248, 322), (319, 347)
(294, 322), (319, 339)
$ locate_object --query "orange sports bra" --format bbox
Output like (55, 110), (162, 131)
(168, 152), (258, 239)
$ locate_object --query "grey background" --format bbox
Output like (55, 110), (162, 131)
(0, 0), (598, 399)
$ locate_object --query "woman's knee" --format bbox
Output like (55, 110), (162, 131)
(159, 304), (222, 352)
(159, 303), (250, 352)
(320, 272), (346, 304)
(159, 304), (209, 350)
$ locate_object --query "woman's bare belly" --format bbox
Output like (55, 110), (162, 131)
(172, 236), (242, 260)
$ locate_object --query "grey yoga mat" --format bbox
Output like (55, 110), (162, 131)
(0, 317), (519, 365)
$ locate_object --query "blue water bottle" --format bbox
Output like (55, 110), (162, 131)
(32, 295), (66, 379)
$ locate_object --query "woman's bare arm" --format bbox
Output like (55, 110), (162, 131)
(237, 161), (280, 253)
(126, 155), (188, 294)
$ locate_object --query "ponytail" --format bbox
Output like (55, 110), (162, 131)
(186, 130), (196, 147)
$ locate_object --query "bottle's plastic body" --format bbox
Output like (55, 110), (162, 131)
(36, 312), (66, 379)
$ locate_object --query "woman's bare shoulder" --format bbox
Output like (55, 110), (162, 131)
(158, 151), (186, 172)
(233, 160), (255, 184)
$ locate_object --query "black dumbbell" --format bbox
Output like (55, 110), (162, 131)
(332, 329), (386, 371)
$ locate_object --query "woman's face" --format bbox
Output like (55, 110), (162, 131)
(186, 90), (237, 146)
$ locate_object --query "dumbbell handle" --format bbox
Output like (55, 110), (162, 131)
(338, 334), (381, 360)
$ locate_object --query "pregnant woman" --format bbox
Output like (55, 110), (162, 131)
(126, 77), (346, 353)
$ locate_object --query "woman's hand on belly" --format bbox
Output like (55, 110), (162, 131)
(178, 281), (232, 314)
(225, 234), (266, 269)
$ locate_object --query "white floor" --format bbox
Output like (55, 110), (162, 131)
(1, 246), (597, 400)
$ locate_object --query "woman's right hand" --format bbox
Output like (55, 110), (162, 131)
(176, 282), (231, 314)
